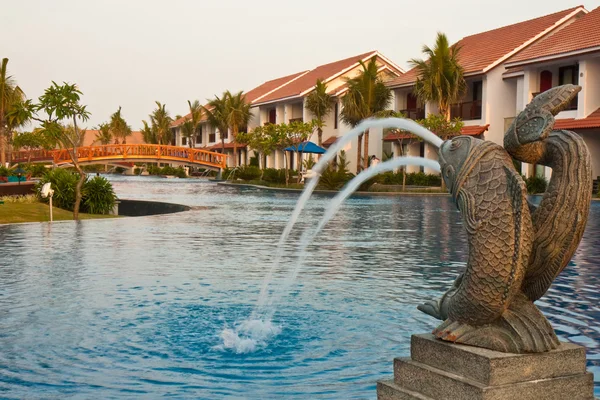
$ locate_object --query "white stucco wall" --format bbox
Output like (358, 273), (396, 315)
(485, 67), (517, 145)
(582, 57), (600, 117)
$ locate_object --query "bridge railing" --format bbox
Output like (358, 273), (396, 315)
(11, 144), (227, 169)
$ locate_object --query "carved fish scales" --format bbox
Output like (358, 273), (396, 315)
(417, 85), (590, 353)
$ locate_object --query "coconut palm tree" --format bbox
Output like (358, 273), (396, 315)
(225, 91), (251, 167)
(186, 100), (203, 147)
(0, 58), (27, 165)
(181, 120), (195, 148)
(340, 58), (391, 172)
(141, 120), (157, 144)
(150, 102), (172, 145)
(203, 94), (229, 155)
(109, 106), (132, 144)
(304, 79), (333, 147)
(95, 122), (112, 145)
(410, 32), (466, 120)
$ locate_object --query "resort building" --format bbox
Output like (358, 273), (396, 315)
(384, 6), (588, 174)
(504, 6), (600, 180)
(171, 51), (404, 170)
(248, 51), (404, 172)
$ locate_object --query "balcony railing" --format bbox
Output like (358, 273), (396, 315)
(450, 100), (482, 120)
(532, 92), (577, 110)
(399, 108), (425, 120)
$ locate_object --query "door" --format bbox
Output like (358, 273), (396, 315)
(407, 93), (417, 110)
(269, 109), (277, 124)
(540, 70), (552, 92)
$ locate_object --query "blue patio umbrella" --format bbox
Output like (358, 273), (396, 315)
(284, 141), (326, 154)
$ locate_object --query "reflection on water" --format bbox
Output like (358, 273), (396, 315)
(0, 176), (598, 398)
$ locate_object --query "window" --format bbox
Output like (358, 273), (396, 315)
(269, 109), (277, 124)
(559, 65), (579, 110)
(182, 137), (187, 146)
(540, 70), (553, 92)
(334, 102), (339, 129)
(209, 131), (216, 142)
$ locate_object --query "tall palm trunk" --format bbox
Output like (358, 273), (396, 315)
(363, 128), (370, 170)
(220, 130), (225, 165)
(317, 127), (323, 147)
(72, 118), (86, 220)
(0, 130), (5, 166)
(232, 127), (238, 168)
(356, 133), (363, 174)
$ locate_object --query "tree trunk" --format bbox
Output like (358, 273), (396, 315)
(71, 118), (85, 220)
(317, 127), (323, 147)
(356, 133), (363, 174)
(296, 151), (302, 183)
(363, 128), (370, 171)
(402, 169), (407, 192)
(233, 127), (238, 168)
(284, 150), (289, 186)
(0, 127), (5, 166)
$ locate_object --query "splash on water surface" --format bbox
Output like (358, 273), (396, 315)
(217, 319), (282, 354)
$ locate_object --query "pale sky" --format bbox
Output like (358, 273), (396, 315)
(2, 0), (595, 129)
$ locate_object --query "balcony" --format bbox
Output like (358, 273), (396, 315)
(400, 108), (425, 120)
(450, 100), (482, 120)
(532, 92), (577, 110)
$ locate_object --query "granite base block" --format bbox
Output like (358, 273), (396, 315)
(377, 333), (594, 400)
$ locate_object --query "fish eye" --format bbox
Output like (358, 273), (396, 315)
(444, 165), (455, 179)
(450, 138), (463, 151)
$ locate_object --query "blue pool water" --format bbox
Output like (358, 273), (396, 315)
(1, 176), (599, 399)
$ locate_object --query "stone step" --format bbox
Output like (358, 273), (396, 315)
(377, 380), (433, 400)
(410, 333), (587, 386)
(394, 357), (594, 400)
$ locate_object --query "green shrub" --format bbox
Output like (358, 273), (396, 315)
(36, 168), (78, 210)
(36, 169), (117, 214)
(526, 176), (548, 194)
(406, 172), (441, 187)
(319, 165), (353, 190)
(237, 166), (262, 181)
(147, 165), (161, 175)
(262, 168), (286, 184)
(0, 166), (9, 177)
(83, 176), (117, 214)
(23, 163), (49, 177)
(82, 164), (104, 173)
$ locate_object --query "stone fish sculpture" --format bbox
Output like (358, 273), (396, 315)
(418, 85), (593, 353)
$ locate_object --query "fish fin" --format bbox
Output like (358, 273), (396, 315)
(457, 189), (480, 234)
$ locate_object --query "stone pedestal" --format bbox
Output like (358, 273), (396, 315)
(377, 334), (594, 400)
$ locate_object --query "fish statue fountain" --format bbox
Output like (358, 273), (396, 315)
(418, 85), (593, 353)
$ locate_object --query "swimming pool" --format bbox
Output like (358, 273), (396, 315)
(1, 176), (598, 398)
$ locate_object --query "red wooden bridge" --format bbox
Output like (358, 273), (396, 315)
(10, 144), (227, 170)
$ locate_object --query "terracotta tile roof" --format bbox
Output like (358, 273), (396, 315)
(255, 51), (385, 104)
(322, 136), (340, 147)
(386, 6), (584, 88)
(206, 142), (247, 151)
(245, 71), (308, 103)
(503, 66), (524, 76)
(554, 108), (600, 130)
(507, 7), (599, 65)
(383, 124), (489, 141)
(81, 130), (145, 146)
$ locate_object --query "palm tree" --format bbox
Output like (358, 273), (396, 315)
(0, 58), (27, 165)
(186, 100), (203, 148)
(340, 58), (392, 172)
(109, 106), (132, 144)
(181, 120), (195, 148)
(95, 122), (112, 145)
(410, 32), (466, 120)
(152, 102), (172, 145)
(203, 94), (229, 156)
(141, 120), (157, 144)
(304, 79), (333, 147)
(225, 91), (251, 167)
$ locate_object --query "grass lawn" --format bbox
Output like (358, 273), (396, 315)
(0, 202), (119, 224)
